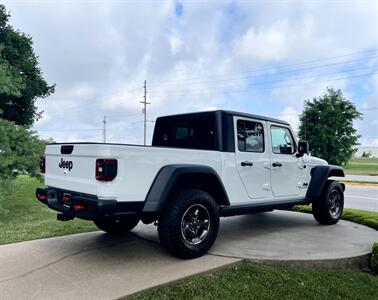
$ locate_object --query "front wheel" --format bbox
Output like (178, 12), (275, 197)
(312, 180), (344, 225)
(158, 188), (220, 259)
(94, 217), (139, 234)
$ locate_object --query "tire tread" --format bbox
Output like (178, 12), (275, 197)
(312, 180), (344, 225)
(158, 188), (219, 259)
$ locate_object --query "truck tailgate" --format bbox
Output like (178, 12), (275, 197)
(44, 144), (102, 195)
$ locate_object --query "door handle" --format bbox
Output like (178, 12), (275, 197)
(241, 161), (253, 167)
(272, 162), (282, 167)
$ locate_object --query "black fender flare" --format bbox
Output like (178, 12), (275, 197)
(306, 165), (345, 199)
(142, 164), (229, 213)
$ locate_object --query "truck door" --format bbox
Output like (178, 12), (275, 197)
(235, 117), (271, 200)
(268, 124), (304, 197)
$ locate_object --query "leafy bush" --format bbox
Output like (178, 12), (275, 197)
(0, 118), (49, 211)
(0, 118), (48, 180)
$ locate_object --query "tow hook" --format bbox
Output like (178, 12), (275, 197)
(57, 214), (75, 221)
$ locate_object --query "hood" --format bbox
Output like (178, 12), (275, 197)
(304, 155), (328, 166)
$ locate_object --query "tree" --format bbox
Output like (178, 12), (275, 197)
(0, 48), (25, 97)
(298, 88), (362, 166)
(0, 118), (48, 180)
(0, 117), (50, 213)
(0, 4), (54, 126)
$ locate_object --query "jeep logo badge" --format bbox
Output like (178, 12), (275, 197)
(59, 158), (73, 171)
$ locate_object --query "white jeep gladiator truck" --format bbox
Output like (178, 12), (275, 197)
(36, 110), (345, 258)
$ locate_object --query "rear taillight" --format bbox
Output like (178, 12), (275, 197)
(36, 189), (47, 202)
(95, 159), (118, 181)
(40, 156), (46, 173)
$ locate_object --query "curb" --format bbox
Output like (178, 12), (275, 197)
(242, 253), (372, 271)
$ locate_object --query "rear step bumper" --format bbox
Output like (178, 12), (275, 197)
(36, 187), (144, 221)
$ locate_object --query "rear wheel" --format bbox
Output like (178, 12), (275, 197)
(158, 188), (219, 259)
(94, 217), (139, 234)
(312, 180), (344, 225)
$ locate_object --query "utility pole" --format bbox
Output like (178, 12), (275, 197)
(102, 115), (107, 143)
(140, 80), (150, 145)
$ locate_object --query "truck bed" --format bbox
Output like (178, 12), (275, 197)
(45, 143), (223, 202)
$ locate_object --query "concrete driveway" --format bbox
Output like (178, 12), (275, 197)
(0, 232), (239, 300)
(1, 211), (377, 300)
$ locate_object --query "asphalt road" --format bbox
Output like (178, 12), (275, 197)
(344, 185), (378, 212)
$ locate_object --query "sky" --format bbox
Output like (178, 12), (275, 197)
(2, 0), (378, 146)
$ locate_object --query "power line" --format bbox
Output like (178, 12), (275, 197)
(84, 62), (375, 109)
(36, 128), (102, 132)
(42, 84), (143, 116)
(35, 106), (378, 133)
(150, 65), (377, 97)
(36, 50), (377, 117)
(147, 49), (378, 85)
(148, 55), (378, 88)
(37, 50), (377, 116)
(150, 70), (378, 99)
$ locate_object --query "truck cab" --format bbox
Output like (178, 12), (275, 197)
(36, 110), (345, 258)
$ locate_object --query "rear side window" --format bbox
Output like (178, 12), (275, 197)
(152, 115), (217, 150)
(271, 126), (295, 154)
(237, 120), (264, 152)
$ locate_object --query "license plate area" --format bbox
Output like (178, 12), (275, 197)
(62, 193), (71, 208)
(56, 191), (72, 208)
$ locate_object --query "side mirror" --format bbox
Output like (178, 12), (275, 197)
(296, 141), (309, 157)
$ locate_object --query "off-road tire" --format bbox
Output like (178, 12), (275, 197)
(312, 180), (344, 225)
(158, 188), (220, 259)
(94, 217), (139, 234)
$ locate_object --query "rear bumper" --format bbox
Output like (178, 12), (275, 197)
(36, 187), (144, 221)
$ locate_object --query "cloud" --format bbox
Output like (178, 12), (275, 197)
(355, 73), (378, 146)
(236, 17), (314, 62)
(1, 0), (376, 146)
(278, 107), (300, 133)
(167, 29), (184, 55)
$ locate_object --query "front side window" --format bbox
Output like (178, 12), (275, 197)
(271, 126), (295, 154)
(237, 120), (264, 152)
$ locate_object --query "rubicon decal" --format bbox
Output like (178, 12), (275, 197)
(59, 158), (73, 171)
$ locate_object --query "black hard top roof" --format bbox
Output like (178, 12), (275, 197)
(157, 110), (290, 126)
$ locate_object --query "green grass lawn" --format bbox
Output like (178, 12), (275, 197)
(0, 175), (96, 245)
(129, 262), (378, 300)
(129, 206), (378, 299)
(344, 158), (378, 175)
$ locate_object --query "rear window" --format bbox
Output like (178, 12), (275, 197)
(152, 115), (217, 150)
